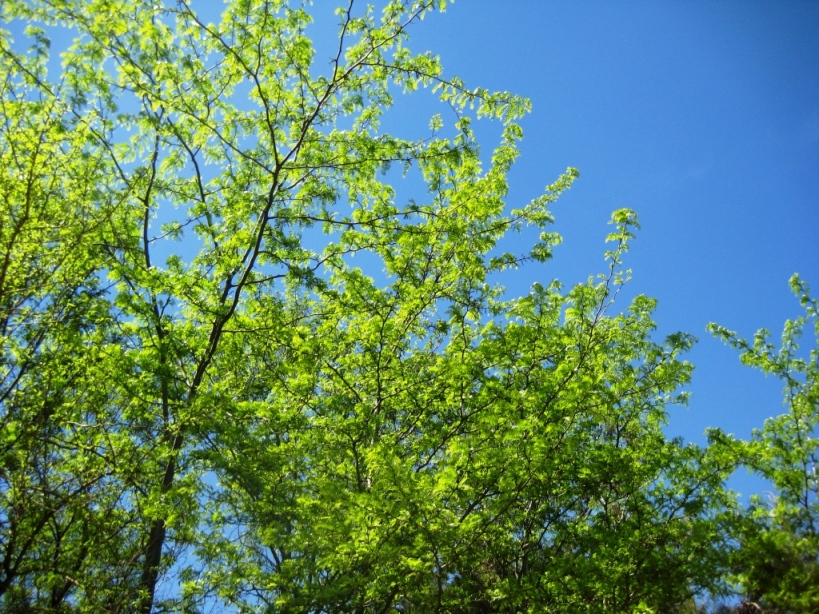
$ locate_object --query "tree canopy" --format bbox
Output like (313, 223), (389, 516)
(0, 1), (816, 612)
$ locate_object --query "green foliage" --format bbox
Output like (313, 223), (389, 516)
(191, 211), (737, 612)
(709, 275), (819, 613)
(0, 1), (807, 613)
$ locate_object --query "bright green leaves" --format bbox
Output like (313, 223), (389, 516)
(0, 1), (776, 612)
(709, 275), (819, 610)
(189, 201), (734, 610)
(0, 30), (144, 605)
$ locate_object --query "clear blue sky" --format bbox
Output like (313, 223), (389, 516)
(365, 1), (819, 497)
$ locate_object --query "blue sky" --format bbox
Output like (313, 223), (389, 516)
(370, 1), (819, 497)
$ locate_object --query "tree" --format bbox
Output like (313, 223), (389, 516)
(1, 1), (737, 611)
(709, 275), (819, 613)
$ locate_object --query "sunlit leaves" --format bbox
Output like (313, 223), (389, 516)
(0, 0), (791, 612)
(709, 275), (819, 611)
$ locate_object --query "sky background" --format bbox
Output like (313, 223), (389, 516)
(353, 1), (819, 498)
